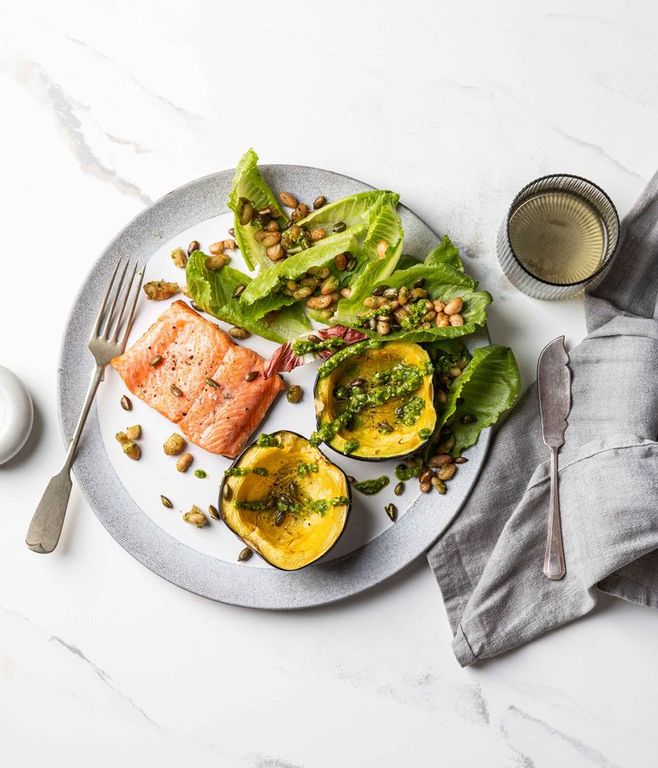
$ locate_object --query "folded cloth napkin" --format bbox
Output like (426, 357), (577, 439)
(427, 171), (658, 666)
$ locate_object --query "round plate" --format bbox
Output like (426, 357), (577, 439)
(58, 164), (491, 609)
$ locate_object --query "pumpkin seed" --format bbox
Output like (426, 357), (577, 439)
(437, 464), (457, 481)
(160, 495), (173, 508)
(232, 283), (246, 298)
(170, 384), (183, 397)
(187, 240), (200, 256)
(394, 481), (405, 496)
(334, 252), (348, 271)
(120, 395), (132, 411)
(454, 457), (469, 464)
(413, 277), (426, 289)
(125, 424), (141, 441)
(208, 504), (220, 520)
(244, 371), (259, 382)
(313, 195), (327, 209)
(238, 546), (253, 562)
(419, 468), (433, 485)
(372, 285), (386, 297)
(431, 477), (447, 494)
(287, 385), (303, 404)
(377, 421), (393, 434)
(332, 221), (346, 233)
(349, 378), (366, 389)
(183, 506), (208, 527)
(205, 377), (218, 389)
(346, 255), (357, 271)
(385, 503), (397, 522)
(347, 475), (356, 485)
(383, 288), (399, 300)
(149, 355), (163, 367)
(228, 227), (235, 236)
(115, 431), (128, 444)
(419, 481), (432, 493)
(122, 441), (140, 460)
(279, 191), (298, 208)
(275, 510), (286, 527)
(170, 247), (187, 268)
(460, 413), (477, 424)
(222, 483), (233, 501)
(229, 326), (251, 340)
(239, 201), (254, 225)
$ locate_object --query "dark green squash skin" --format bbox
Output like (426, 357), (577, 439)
(313, 345), (436, 463)
(218, 430), (352, 571)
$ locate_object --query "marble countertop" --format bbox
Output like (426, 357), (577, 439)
(2, 1), (657, 765)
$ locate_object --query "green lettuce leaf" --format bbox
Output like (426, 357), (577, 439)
(425, 236), (464, 271)
(186, 251), (309, 343)
(296, 190), (397, 231)
(240, 228), (364, 305)
(227, 149), (288, 271)
(437, 344), (521, 455)
(333, 196), (404, 323)
(335, 242), (490, 342)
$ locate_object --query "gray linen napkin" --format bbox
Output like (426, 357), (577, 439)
(427, 171), (658, 666)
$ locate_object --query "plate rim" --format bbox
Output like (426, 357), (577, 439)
(57, 163), (491, 609)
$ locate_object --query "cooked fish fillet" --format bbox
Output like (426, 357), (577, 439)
(112, 301), (283, 458)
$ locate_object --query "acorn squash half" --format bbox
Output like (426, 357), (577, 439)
(220, 431), (350, 571)
(314, 341), (436, 461)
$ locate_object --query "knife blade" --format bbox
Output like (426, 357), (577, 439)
(537, 336), (571, 580)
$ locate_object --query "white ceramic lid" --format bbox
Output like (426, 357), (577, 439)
(0, 365), (34, 465)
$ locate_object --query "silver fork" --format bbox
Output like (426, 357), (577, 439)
(26, 260), (144, 554)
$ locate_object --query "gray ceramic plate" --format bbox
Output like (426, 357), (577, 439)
(58, 164), (491, 609)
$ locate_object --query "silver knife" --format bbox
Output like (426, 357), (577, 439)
(537, 336), (571, 580)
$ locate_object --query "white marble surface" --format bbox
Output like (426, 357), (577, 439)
(1, 1), (657, 765)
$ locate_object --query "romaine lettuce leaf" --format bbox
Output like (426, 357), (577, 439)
(425, 236), (464, 271)
(437, 344), (521, 455)
(240, 228), (364, 305)
(186, 251), (309, 343)
(227, 149), (288, 271)
(296, 190), (397, 231)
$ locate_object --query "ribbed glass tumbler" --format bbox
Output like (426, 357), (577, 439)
(497, 174), (619, 300)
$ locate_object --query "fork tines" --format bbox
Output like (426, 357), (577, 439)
(92, 259), (145, 348)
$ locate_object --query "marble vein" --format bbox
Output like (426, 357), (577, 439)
(6, 57), (153, 205)
(502, 705), (621, 768)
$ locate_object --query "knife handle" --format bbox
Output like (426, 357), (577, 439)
(543, 446), (566, 580)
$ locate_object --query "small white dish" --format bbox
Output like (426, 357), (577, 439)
(0, 365), (34, 465)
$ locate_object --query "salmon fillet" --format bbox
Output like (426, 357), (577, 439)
(111, 301), (284, 458)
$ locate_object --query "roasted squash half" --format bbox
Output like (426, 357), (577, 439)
(220, 431), (351, 571)
(314, 341), (436, 461)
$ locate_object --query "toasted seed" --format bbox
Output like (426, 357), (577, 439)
(205, 253), (230, 272)
(229, 326), (251, 340)
(306, 294), (332, 310)
(275, 510), (286, 527)
(254, 230), (268, 242)
(120, 395), (132, 411)
(449, 367), (462, 378)
(332, 221), (347, 233)
(372, 285), (387, 297)
(437, 390), (448, 404)
(176, 452), (193, 472)
(346, 255), (357, 270)
(287, 385), (303, 404)
(115, 431), (128, 444)
(309, 228), (327, 241)
(411, 287), (427, 299)
(340, 287), (352, 298)
(431, 477), (447, 494)
(383, 288), (399, 300)
(394, 481), (405, 496)
(429, 454), (453, 468)
(125, 424), (141, 441)
(394, 307), (410, 324)
(266, 244), (285, 261)
(433, 300), (445, 313)
(313, 195), (327, 209)
(232, 283), (246, 298)
(279, 191), (298, 208)
(187, 240), (200, 256)
(224, 238), (237, 250)
(449, 314), (464, 327)
(376, 240), (389, 259)
(291, 203), (309, 221)
(239, 202), (254, 225)
(238, 546), (253, 562)
(413, 277), (426, 289)
(419, 468), (433, 485)
(160, 495), (173, 508)
(385, 503), (397, 522)
(171, 247), (188, 268)
(378, 421), (393, 433)
(435, 312), (450, 328)
(208, 504), (220, 520)
(376, 321), (391, 336)
(205, 377), (218, 389)
(398, 286), (409, 305)
(454, 457), (469, 464)
(333, 252), (348, 271)
(320, 276), (339, 295)
(261, 232), (282, 248)
(222, 483), (233, 501)
(149, 355), (163, 367)
(424, 310), (437, 322)
(143, 280), (180, 300)
(437, 435), (456, 453)
(420, 481), (432, 493)
(228, 227), (235, 236)
(461, 413), (477, 424)
(349, 378), (366, 389)
(437, 464), (457, 481)
(209, 241), (224, 255)
(244, 371), (259, 382)
(170, 384), (183, 397)
(292, 286), (312, 301)
(347, 475), (356, 485)
(183, 506), (208, 527)
(163, 433), (186, 456)
(444, 297), (463, 316)
(122, 440), (140, 460)
(266, 221), (280, 232)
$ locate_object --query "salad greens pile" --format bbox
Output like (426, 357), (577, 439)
(186, 148), (521, 455)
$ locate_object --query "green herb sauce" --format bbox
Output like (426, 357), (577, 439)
(194, 469), (207, 479)
(298, 462), (319, 476)
(292, 337), (346, 357)
(418, 428), (432, 440)
(316, 340), (382, 379)
(256, 433), (280, 448)
(353, 476), (390, 495)
(394, 463), (422, 481)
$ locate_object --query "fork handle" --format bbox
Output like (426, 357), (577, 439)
(543, 446), (566, 580)
(26, 365), (104, 554)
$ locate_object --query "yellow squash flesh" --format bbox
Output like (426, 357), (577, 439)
(314, 341), (436, 461)
(220, 431), (350, 571)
